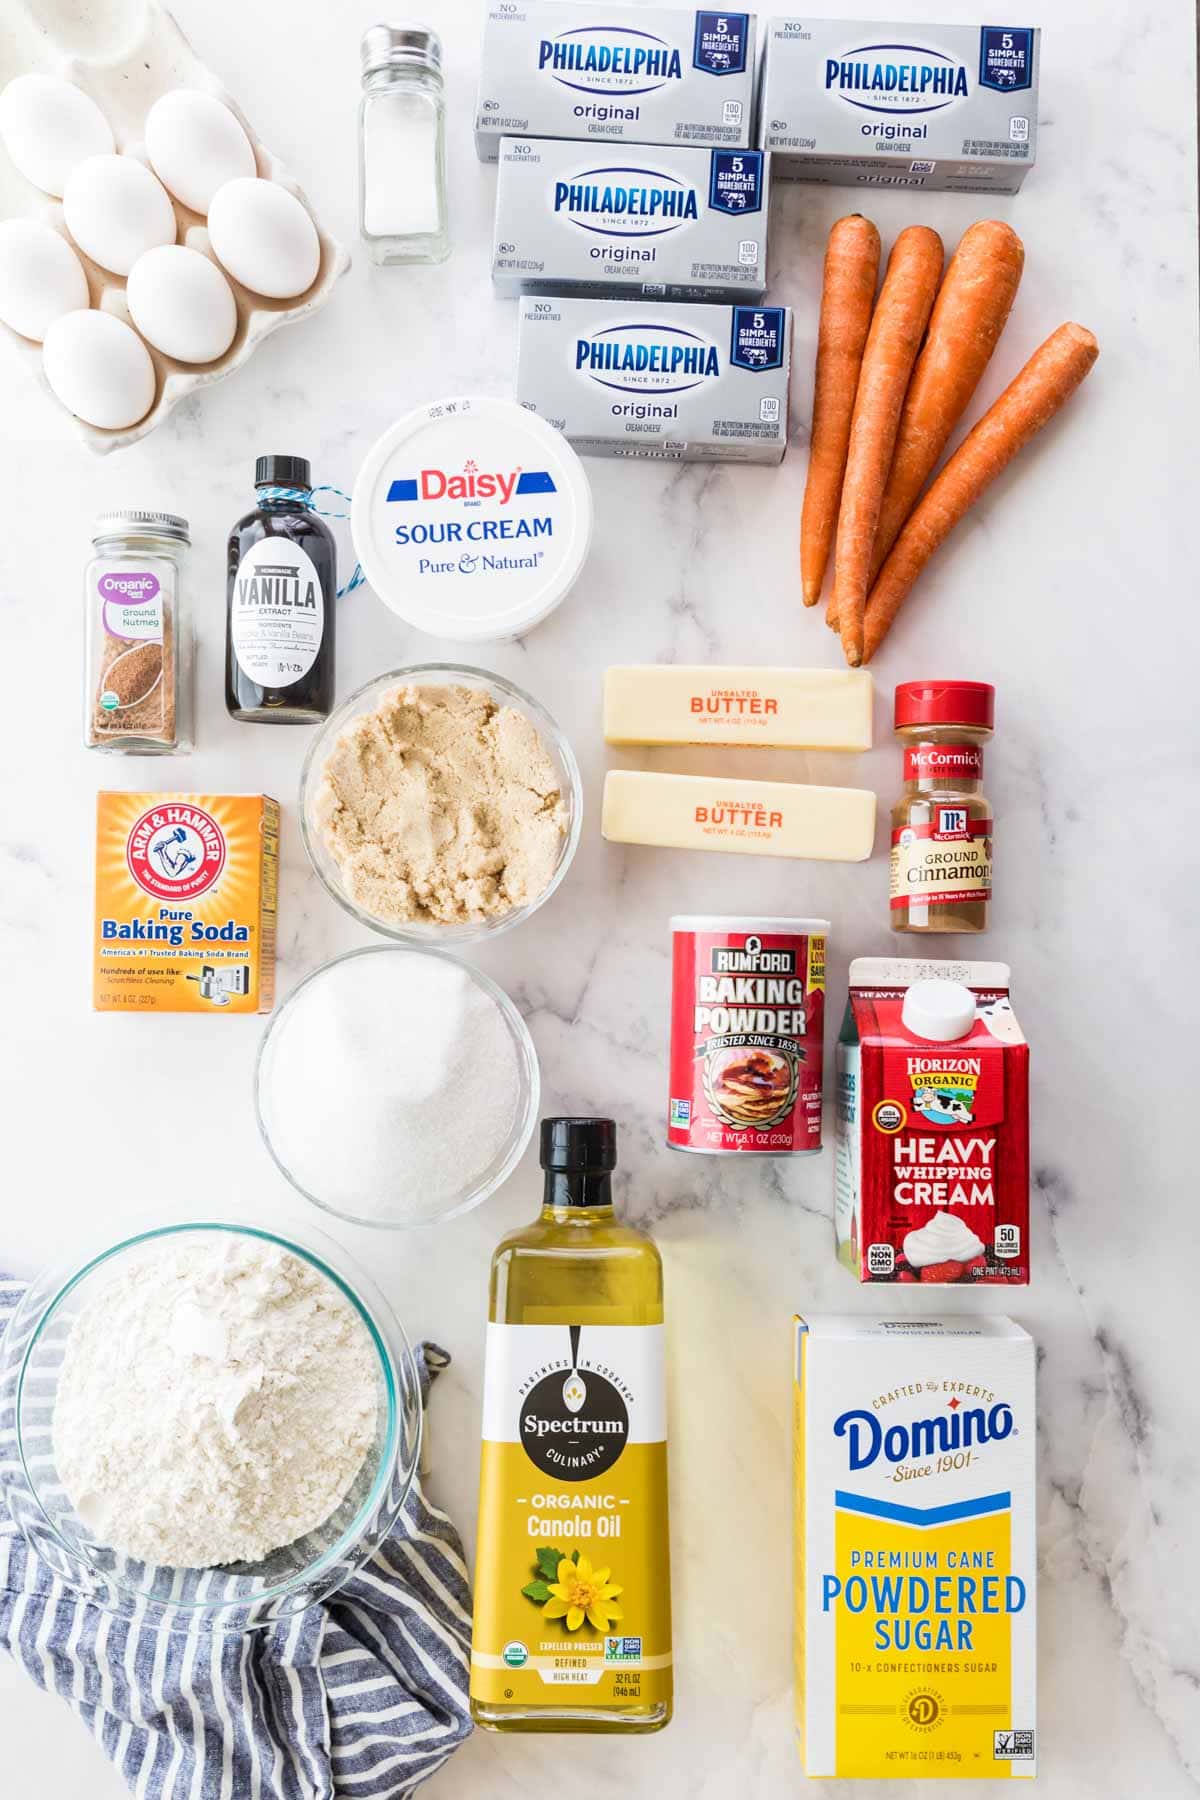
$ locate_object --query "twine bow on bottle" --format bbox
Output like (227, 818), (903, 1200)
(255, 483), (365, 598)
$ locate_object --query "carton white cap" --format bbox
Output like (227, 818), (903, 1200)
(351, 395), (593, 641)
(901, 978), (976, 1042)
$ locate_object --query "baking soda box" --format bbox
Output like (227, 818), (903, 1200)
(835, 959), (1029, 1285)
(793, 1315), (1037, 1779)
(93, 792), (278, 1013)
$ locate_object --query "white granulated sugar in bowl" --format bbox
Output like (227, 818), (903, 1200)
(53, 1234), (379, 1569)
(258, 949), (531, 1225)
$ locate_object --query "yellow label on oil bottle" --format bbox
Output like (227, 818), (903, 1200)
(470, 1322), (672, 1710)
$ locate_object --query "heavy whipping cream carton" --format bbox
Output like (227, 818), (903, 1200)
(518, 296), (791, 463)
(836, 960), (1029, 1284)
(760, 18), (1040, 194)
(493, 138), (769, 299)
(794, 1315), (1036, 1779)
(476, 3), (757, 161)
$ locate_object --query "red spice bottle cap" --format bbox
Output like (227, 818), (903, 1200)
(894, 680), (995, 731)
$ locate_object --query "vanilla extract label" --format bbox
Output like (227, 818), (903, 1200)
(231, 538), (324, 691)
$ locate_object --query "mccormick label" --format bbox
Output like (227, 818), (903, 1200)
(93, 792), (278, 1014)
(518, 296), (792, 464)
(760, 18), (1040, 197)
(492, 139), (768, 300)
(793, 1315), (1037, 1778)
(835, 959), (1029, 1283)
(470, 1322), (672, 1711)
(475, 2), (757, 161)
(668, 918), (827, 1155)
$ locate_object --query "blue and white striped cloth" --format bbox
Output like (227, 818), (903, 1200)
(0, 1275), (473, 1798)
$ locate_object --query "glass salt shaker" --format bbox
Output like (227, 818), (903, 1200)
(358, 24), (449, 266)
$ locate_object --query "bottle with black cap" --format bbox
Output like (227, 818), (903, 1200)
(225, 455), (336, 723)
(470, 1118), (672, 1734)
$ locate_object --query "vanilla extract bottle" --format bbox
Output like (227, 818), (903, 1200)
(226, 456), (336, 723)
(470, 1119), (672, 1733)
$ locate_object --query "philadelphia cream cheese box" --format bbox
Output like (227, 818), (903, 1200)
(793, 1315), (1037, 1779)
(493, 138), (769, 299)
(517, 296), (791, 463)
(760, 18), (1040, 193)
(476, 2), (757, 161)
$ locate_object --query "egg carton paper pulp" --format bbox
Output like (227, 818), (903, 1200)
(0, 0), (349, 453)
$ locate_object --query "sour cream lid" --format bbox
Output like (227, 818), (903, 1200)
(351, 396), (593, 641)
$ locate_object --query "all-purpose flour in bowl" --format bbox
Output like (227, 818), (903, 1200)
(256, 946), (539, 1227)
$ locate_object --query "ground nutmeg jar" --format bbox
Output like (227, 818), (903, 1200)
(890, 680), (994, 934)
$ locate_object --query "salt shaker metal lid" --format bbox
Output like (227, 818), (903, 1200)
(361, 24), (442, 76)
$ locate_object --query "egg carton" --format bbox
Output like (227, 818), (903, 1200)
(0, 0), (349, 453)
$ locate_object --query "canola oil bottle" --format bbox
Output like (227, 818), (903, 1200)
(470, 1117), (672, 1733)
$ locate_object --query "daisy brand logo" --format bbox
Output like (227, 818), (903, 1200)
(126, 804), (226, 903)
(385, 460), (558, 506)
(519, 1325), (630, 1479)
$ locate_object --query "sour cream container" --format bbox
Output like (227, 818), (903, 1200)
(351, 395), (593, 640)
(667, 915), (829, 1157)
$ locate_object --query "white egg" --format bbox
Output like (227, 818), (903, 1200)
(126, 244), (237, 363)
(144, 89), (256, 215)
(42, 308), (156, 429)
(207, 177), (319, 299)
(0, 73), (113, 197)
(63, 153), (176, 276)
(0, 218), (89, 341)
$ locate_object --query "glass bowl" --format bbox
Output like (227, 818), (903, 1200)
(298, 662), (583, 945)
(0, 1219), (422, 1634)
(256, 944), (541, 1230)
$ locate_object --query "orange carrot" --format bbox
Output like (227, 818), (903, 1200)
(861, 323), (1100, 664)
(833, 225), (944, 666)
(800, 215), (881, 606)
(871, 220), (1024, 577)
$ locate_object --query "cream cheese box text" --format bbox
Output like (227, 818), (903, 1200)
(760, 17), (1040, 194)
(493, 139), (769, 299)
(476, 3), (757, 161)
(517, 296), (791, 463)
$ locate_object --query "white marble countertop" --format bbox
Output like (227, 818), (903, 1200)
(1, 0), (1197, 1794)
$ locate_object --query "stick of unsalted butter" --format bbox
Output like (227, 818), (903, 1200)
(604, 665), (872, 750)
(601, 771), (875, 861)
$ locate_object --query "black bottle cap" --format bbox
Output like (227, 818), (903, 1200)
(255, 455), (311, 489)
(540, 1117), (617, 1173)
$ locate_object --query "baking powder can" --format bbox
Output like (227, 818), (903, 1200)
(667, 915), (829, 1156)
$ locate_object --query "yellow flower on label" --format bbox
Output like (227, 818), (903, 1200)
(541, 1555), (625, 1634)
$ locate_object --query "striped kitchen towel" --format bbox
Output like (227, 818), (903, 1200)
(0, 1275), (472, 1799)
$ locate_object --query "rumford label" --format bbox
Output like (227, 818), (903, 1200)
(93, 792), (278, 1014)
(794, 1316), (1037, 1779)
(470, 1323), (672, 1710)
(475, 3), (756, 161)
(669, 921), (827, 1154)
(835, 961), (1029, 1284)
(518, 296), (792, 464)
(760, 19), (1040, 197)
(493, 139), (767, 301)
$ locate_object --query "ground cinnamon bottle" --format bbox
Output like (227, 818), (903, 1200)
(890, 680), (994, 934)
